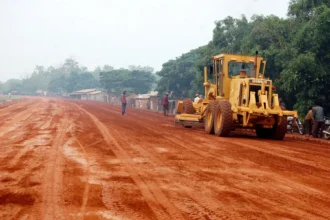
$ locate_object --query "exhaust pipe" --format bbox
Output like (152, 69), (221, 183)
(254, 51), (258, 78)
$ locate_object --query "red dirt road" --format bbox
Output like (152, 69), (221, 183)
(1, 98), (330, 220)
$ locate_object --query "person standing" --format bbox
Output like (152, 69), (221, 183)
(304, 107), (314, 135)
(312, 103), (325, 138)
(121, 91), (127, 115)
(161, 93), (169, 117)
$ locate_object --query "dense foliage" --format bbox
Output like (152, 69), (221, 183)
(100, 66), (156, 95)
(0, 59), (155, 96)
(156, 0), (330, 115)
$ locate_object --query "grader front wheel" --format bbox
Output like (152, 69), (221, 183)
(204, 101), (217, 134)
(213, 101), (233, 137)
(182, 99), (196, 114)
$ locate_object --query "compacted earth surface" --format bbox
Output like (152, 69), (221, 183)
(0, 97), (330, 220)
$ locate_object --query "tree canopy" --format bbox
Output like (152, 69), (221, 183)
(156, 0), (330, 115)
(1, 59), (155, 96)
(100, 68), (156, 95)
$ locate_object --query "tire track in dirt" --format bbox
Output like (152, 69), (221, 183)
(5, 103), (54, 167)
(112, 127), (320, 219)
(69, 130), (91, 219)
(0, 101), (42, 138)
(95, 105), (330, 179)
(93, 104), (330, 177)
(103, 129), (228, 219)
(223, 138), (330, 172)
(42, 101), (70, 220)
(89, 102), (330, 219)
(166, 129), (330, 218)
(79, 104), (270, 219)
(0, 99), (30, 116)
(0, 98), (62, 219)
(3, 98), (328, 219)
(75, 104), (185, 220)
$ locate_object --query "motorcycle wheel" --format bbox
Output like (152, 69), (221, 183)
(296, 119), (304, 135)
(323, 126), (330, 140)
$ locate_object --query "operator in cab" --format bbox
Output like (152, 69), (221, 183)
(194, 94), (200, 103)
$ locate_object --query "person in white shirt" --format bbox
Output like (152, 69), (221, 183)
(194, 94), (200, 103)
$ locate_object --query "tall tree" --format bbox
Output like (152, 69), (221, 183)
(100, 68), (155, 95)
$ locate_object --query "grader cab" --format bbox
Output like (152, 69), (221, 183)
(175, 52), (298, 140)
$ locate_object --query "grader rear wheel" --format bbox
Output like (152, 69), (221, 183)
(182, 99), (196, 114)
(204, 101), (217, 134)
(213, 101), (233, 137)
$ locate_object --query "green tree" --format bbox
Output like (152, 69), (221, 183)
(100, 68), (155, 95)
(65, 72), (100, 93)
(279, 5), (330, 113)
(156, 49), (201, 98)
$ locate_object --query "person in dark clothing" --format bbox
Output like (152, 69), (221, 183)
(312, 103), (325, 138)
(304, 107), (314, 135)
(161, 93), (169, 116)
(121, 91), (127, 115)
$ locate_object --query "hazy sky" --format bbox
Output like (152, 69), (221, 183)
(0, 0), (290, 82)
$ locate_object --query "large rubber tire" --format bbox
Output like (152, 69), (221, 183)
(182, 99), (196, 114)
(204, 101), (217, 134)
(213, 101), (233, 137)
(270, 116), (287, 140)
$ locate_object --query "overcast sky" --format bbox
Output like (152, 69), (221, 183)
(0, 0), (290, 82)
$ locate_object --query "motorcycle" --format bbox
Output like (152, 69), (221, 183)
(287, 116), (304, 135)
(322, 117), (330, 139)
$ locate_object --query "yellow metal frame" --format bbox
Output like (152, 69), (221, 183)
(175, 53), (297, 128)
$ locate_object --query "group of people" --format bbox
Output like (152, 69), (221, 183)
(120, 91), (172, 117)
(304, 103), (325, 138)
(278, 98), (327, 138)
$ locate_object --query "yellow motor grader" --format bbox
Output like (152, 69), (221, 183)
(175, 52), (297, 140)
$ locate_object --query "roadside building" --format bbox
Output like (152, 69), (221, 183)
(134, 91), (159, 110)
(135, 94), (150, 109)
(127, 93), (137, 107)
(69, 89), (97, 100)
(69, 89), (109, 102)
(88, 90), (108, 102)
(149, 91), (159, 111)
